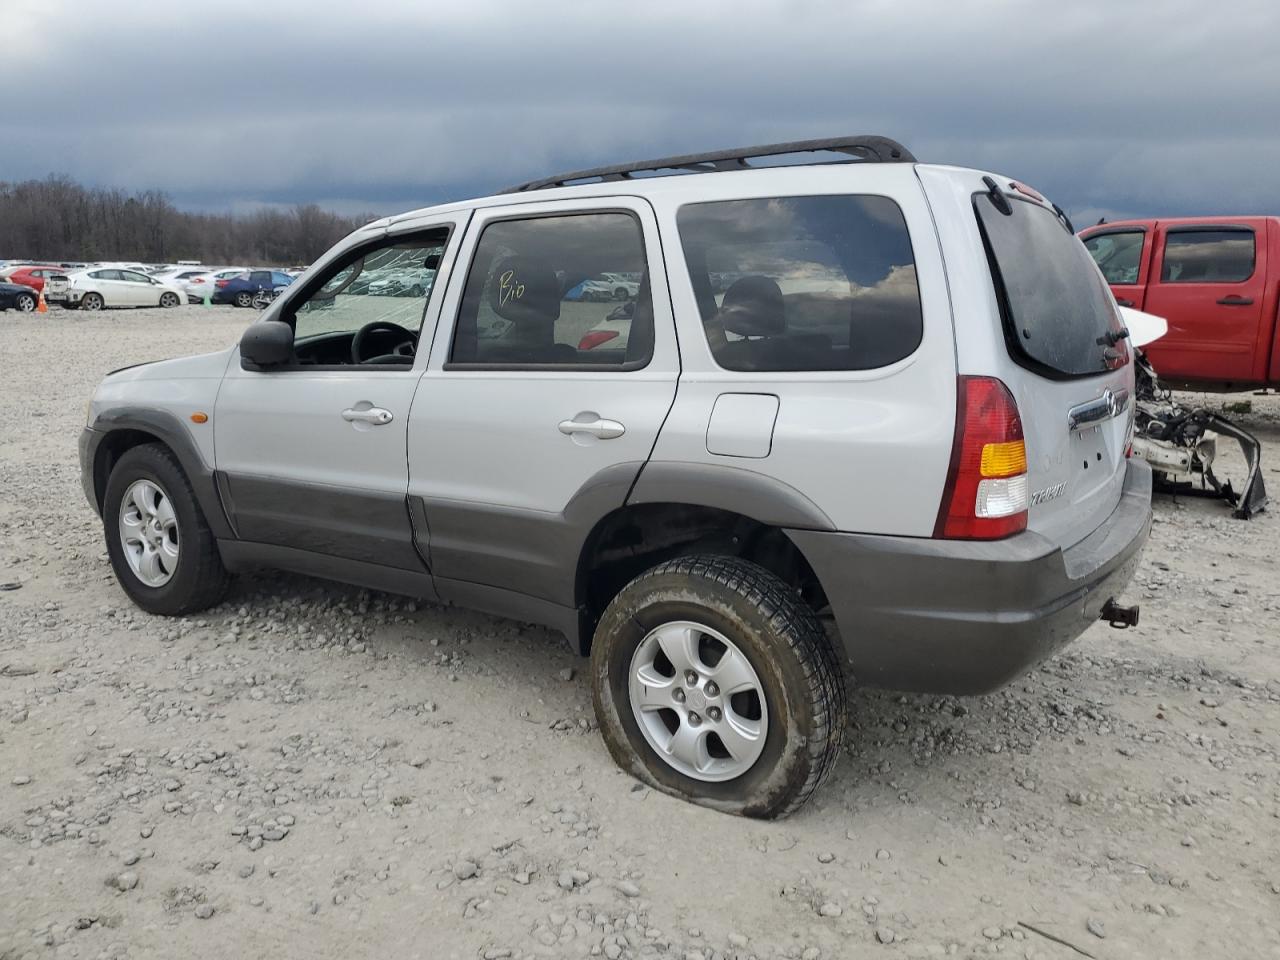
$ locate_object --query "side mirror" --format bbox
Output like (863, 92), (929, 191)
(240, 319), (294, 370)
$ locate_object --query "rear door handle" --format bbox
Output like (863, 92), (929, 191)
(342, 406), (394, 425)
(1216, 296), (1254, 306)
(558, 416), (626, 440)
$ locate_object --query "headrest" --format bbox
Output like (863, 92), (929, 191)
(718, 275), (784, 337)
(488, 255), (560, 325)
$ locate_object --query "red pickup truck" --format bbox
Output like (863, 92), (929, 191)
(1079, 217), (1280, 390)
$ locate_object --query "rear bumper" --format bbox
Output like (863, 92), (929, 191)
(787, 459), (1152, 695)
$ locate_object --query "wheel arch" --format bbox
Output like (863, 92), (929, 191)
(573, 495), (833, 655)
(89, 408), (235, 539)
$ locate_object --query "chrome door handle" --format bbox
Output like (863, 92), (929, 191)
(558, 416), (626, 440)
(342, 406), (394, 425)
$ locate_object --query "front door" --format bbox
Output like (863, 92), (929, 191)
(119, 269), (159, 306)
(1143, 222), (1268, 384)
(410, 197), (679, 610)
(213, 217), (466, 571)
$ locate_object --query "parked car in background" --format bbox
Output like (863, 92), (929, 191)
(3, 265), (64, 293)
(151, 266), (215, 290)
(181, 267), (249, 302)
(567, 271), (642, 301)
(578, 300), (635, 351)
(1080, 216), (1280, 390)
(0, 281), (39, 312)
(213, 270), (294, 307)
(367, 268), (434, 297)
(47, 268), (185, 310)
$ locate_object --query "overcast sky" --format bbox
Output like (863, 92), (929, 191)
(6, 0), (1278, 224)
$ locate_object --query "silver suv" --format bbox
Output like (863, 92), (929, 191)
(80, 136), (1151, 818)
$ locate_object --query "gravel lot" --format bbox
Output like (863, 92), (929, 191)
(2, 305), (1278, 960)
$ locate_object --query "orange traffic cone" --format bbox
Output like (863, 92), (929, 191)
(36, 291), (48, 314)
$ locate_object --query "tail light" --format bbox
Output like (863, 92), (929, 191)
(577, 329), (619, 351)
(191, 277), (205, 284)
(215, 279), (230, 288)
(934, 376), (1029, 540)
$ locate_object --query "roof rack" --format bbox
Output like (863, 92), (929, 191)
(500, 135), (916, 194)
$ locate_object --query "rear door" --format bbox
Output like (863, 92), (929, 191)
(920, 167), (1134, 549)
(1081, 227), (1151, 310)
(409, 196), (679, 609)
(1142, 221), (1268, 385)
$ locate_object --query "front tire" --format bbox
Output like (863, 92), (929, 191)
(591, 555), (846, 818)
(103, 444), (231, 615)
(15, 293), (36, 312)
(82, 292), (104, 311)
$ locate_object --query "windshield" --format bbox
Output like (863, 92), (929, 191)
(975, 194), (1126, 378)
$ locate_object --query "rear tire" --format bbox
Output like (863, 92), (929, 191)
(159, 292), (180, 307)
(591, 555), (846, 818)
(103, 443), (231, 616)
(82, 293), (104, 311)
(234, 292), (253, 308)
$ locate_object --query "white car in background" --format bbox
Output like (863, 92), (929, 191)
(181, 267), (248, 303)
(578, 271), (641, 301)
(47, 267), (186, 311)
(152, 266), (216, 290)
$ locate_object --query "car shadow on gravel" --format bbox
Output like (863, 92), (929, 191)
(214, 566), (1123, 813)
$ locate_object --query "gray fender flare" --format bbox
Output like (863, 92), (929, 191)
(87, 406), (235, 540)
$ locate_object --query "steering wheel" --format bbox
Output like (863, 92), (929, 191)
(351, 321), (415, 364)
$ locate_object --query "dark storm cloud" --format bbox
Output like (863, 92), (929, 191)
(6, 0), (1279, 221)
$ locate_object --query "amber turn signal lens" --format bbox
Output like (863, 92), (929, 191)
(190, 412), (209, 424)
(979, 439), (1027, 478)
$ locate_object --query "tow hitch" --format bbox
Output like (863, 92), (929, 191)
(1100, 598), (1140, 629)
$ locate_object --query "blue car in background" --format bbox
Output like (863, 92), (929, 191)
(213, 269), (294, 307)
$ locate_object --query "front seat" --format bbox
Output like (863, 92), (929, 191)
(713, 275), (786, 371)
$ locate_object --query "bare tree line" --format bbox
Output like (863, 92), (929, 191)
(0, 176), (378, 266)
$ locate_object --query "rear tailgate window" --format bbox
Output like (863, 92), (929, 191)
(974, 193), (1126, 378)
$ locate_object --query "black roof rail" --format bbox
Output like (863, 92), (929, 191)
(500, 135), (916, 194)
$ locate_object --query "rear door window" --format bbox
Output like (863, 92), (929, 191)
(676, 195), (922, 371)
(1160, 229), (1255, 282)
(449, 212), (653, 368)
(975, 194), (1125, 379)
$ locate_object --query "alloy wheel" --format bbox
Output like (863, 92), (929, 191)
(118, 479), (180, 587)
(628, 620), (769, 782)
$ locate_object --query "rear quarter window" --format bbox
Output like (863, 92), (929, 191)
(676, 195), (922, 372)
(975, 194), (1125, 379)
